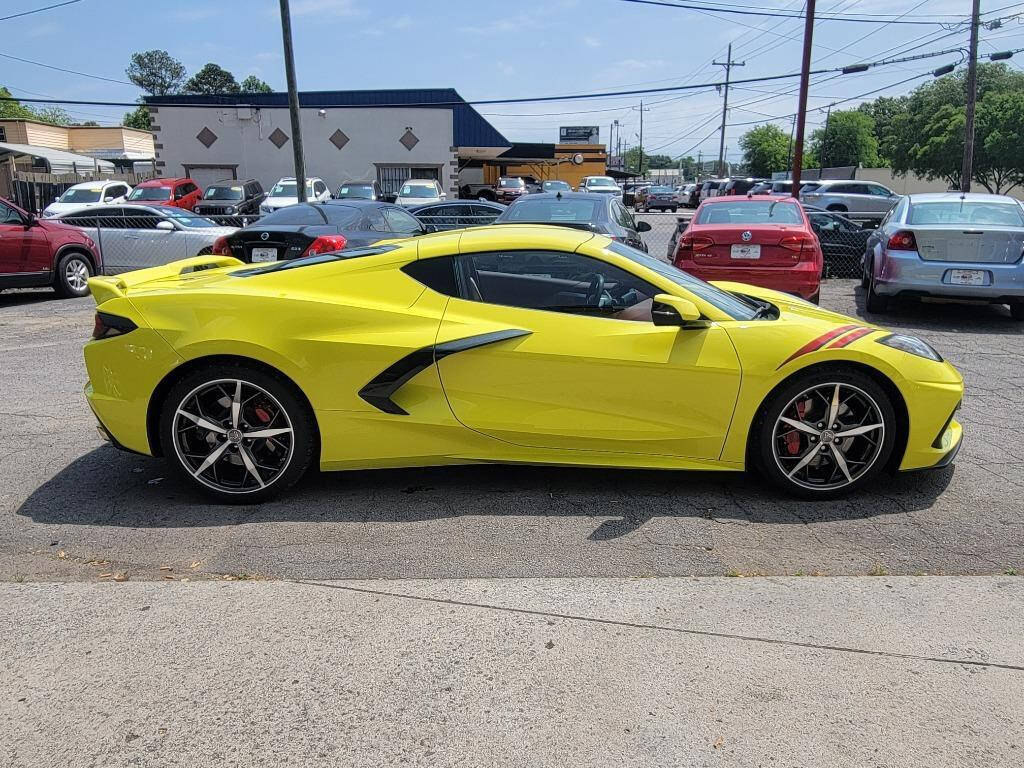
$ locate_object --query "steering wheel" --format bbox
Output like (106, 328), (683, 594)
(586, 272), (606, 306)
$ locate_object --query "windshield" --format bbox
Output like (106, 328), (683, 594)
(59, 187), (102, 203)
(586, 177), (617, 188)
(500, 199), (600, 222)
(907, 201), (1024, 227)
(696, 200), (803, 225)
(400, 183), (437, 197)
(498, 179), (524, 188)
(543, 181), (571, 191)
(606, 241), (758, 320)
(337, 184), (374, 198)
(162, 208), (217, 227)
(269, 181), (312, 197)
(647, 186), (673, 194)
(204, 186), (244, 201)
(128, 186), (172, 201)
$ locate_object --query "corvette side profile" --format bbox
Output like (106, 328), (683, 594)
(84, 225), (963, 503)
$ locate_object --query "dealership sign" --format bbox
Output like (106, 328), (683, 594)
(559, 126), (599, 144)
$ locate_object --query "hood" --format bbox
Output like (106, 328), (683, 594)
(710, 280), (871, 326)
(42, 201), (103, 217)
(262, 197), (299, 208)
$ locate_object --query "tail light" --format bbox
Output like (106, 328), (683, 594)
(887, 230), (917, 251)
(779, 234), (816, 253)
(301, 234), (347, 257)
(676, 234), (714, 260)
(212, 236), (232, 256)
(93, 312), (137, 340)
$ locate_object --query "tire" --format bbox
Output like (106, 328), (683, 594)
(1010, 302), (1024, 321)
(807, 291), (820, 305)
(196, 247), (214, 256)
(860, 255), (871, 290)
(53, 251), (93, 298)
(754, 368), (896, 499)
(158, 362), (316, 503)
(671, 206), (678, 213)
(865, 271), (889, 313)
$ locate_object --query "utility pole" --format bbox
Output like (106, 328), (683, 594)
(961, 0), (981, 193)
(791, 0), (816, 198)
(279, 0), (307, 202)
(697, 150), (702, 181)
(786, 113), (797, 176)
(714, 43), (744, 178)
(820, 103), (833, 170)
(636, 101), (651, 179)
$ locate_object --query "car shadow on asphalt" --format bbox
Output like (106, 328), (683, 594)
(850, 286), (1023, 335)
(0, 289), (65, 308)
(17, 445), (955, 540)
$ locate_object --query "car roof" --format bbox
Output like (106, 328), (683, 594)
(320, 199), (390, 208)
(209, 179), (250, 185)
(339, 179), (376, 185)
(905, 192), (1019, 203)
(704, 194), (799, 202)
(65, 180), (119, 190)
(135, 177), (185, 187)
(510, 191), (607, 201)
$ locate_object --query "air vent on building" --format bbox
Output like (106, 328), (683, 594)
(269, 128), (290, 148)
(399, 129), (419, 151)
(196, 127), (218, 148)
(329, 129), (350, 150)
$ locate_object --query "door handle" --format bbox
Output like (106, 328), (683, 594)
(124, 234), (140, 240)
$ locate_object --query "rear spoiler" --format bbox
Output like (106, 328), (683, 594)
(87, 255), (243, 305)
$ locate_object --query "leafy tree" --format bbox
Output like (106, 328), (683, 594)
(123, 104), (151, 130)
(34, 106), (72, 125)
(888, 63), (1024, 192)
(240, 75), (273, 93)
(856, 96), (907, 165)
(126, 50), (186, 95)
(0, 86), (37, 120)
(810, 110), (879, 168)
(185, 63), (240, 95)
(77, 120), (100, 126)
(739, 124), (790, 177)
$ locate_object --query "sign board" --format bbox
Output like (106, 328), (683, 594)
(559, 126), (599, 144)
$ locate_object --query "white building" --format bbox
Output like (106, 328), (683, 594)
(144, 88), (510, 197)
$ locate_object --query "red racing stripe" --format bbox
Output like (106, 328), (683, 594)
(777, 324), (859, 368)
(827, 327), (875, 349)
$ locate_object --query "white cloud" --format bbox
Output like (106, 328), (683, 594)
(583, 35), (600, 48)
(497, 61), (517, 76)
(458, 14), (535, 35)
(391, 15), (413, 29)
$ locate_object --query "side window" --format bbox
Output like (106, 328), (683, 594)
(867, 184), (892, 197)
(0, 201), (22, 224)
(383, 206), (423, 234)
(314, 181), (327, 197)
(123, 211), (163, 230)
(92, 208), (126, 229)
(366, 207), (389, 232)
(459, 250), (659, 322)
(402, 256), (459, 296)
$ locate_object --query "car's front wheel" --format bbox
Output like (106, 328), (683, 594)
(755, 369), (896, 499)
(158, 363), (316, 503)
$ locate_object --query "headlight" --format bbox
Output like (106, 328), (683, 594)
(225, 206), (235, 214)
(877, 333), (943, 362)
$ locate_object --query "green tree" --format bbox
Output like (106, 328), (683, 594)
(126, 50), (186, 95)
(856, 96), (907, 165)
(239, 75), (273, 93)
(739, 124), (790, 177)
(184, 63), (240, 95)
(810, 110), (879, 169)
(0, 86), (37, 120)
(889, 63), (1024, 192)
(34, 106), (72, 125)
(123, 104), (151, 130)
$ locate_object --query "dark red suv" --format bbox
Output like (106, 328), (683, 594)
(0, 197), (100, 298)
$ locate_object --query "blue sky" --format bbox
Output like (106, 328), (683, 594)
(3, 0), (1019, 162)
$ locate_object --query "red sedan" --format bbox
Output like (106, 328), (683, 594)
(673, 195), (823, 303)
(126, 177), (202, 211)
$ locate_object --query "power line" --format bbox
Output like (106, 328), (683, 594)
(0, 0), (82, 23)
(615, 0), (967, 25)
(0, 50), (133, 85)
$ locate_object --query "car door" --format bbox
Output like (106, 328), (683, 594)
(383, 206), (426, 237)
(434, 245), (742, 460)
(0, 200), (42, 276)
(110, 209), (185, 272)
(62, 207), (124, 273)
(864, 183), (898, 214)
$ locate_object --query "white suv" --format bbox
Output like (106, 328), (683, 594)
(800, 180), (900, 214)
(260, 176), (331, 213)
(578, 176), (621, 195)
(395, 179), (446, 207)
(42, 180), (132, 217)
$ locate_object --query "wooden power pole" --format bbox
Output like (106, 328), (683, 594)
(714, 43), (744, 178)
(961, 0), (981, 193)
(791, 0), (817, 197)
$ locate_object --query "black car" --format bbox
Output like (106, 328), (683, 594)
(805, 205), (871, 278)
(635, 185), (677, 212)
(720, 177), (765, 196)
(335, 180), (383, 201)
(219, 200), (427, 263)
(409, 200), (506, 232)
(686, 184), (702, 208)
(494, 192), (651, 252)
(194, 179), (265, 217)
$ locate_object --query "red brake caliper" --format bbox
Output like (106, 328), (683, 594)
(786, 400), (806, 455)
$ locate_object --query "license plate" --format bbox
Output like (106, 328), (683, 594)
(251, 247), (277, 263)
(948, 269), (985, 286)
(731, 244), (761, 259)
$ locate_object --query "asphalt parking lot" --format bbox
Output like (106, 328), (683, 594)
(1, 273), (1022, 582)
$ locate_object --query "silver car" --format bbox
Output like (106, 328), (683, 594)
(862, 192), (1024, 319)
(800, 179), (900, 215)
(56, 204), (237, 274)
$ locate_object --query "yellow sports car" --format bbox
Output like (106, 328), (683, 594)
(83, 225), (963, 503)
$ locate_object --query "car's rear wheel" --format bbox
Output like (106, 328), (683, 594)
(1010, 302), (1024, 321)
(866, 270), (889, 313)
(860, 255), (871, 289)
(158, 363), (316, 503)
(755, 369), (896, 499)
(53, 251), (92, 298)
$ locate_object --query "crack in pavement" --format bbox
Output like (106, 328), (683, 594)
(296, 580), (1024, 673)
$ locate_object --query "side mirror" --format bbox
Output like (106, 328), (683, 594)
(53, 196), (59, 203)
(155, 220), (175, 231)
(636, 220), (652, 233)
(24, 213), (38, 228)
(651, 293), (705, 327)
(104, 196), (114, 203)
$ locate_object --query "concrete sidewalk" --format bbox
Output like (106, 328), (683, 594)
(3, 577), (1022, 767)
